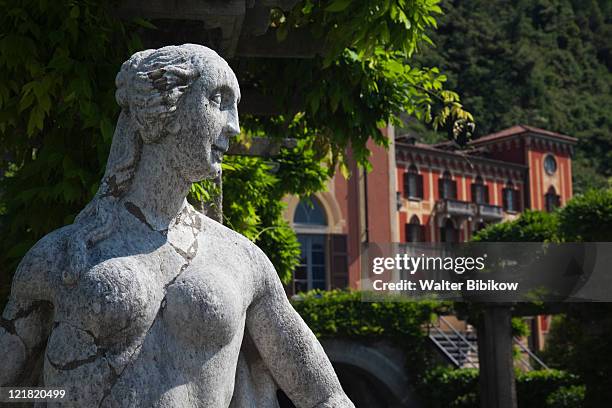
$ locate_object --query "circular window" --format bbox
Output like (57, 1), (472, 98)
(544, 155), (557, 175)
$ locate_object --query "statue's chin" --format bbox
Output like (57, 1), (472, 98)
(186, 165), (221, 184)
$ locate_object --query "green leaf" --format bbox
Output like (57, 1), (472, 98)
(325, 0), (352, 13)
(69, 6), (80, 19)
(132, 17), (157, 30)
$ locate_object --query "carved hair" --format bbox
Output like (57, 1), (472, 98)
(64, 44), (220, 285)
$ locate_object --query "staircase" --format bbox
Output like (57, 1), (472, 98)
(429, 317), (479, 368)
(428, 315), (549, 371)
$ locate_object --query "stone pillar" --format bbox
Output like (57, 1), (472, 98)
(477, 306), (517, 408)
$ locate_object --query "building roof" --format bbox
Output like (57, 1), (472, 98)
(470, 124), (578, 145)
(395, 140), (528, 172)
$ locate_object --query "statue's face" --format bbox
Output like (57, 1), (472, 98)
(171, 56), (240, 182)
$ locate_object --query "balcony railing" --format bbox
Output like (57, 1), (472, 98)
(437, 199), (475, 217)
(477, 203), (504, 221)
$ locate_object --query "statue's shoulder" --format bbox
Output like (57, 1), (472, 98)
(193, 208), (272, 270)
(11, 224), (75, 301)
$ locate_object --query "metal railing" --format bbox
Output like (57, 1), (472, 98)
(477, 203), (504, 220)
(436, 199), (476, 217)
(429, 315), (478, 368)
(513, 337), (550, 371)
(429, 315), (549, 371)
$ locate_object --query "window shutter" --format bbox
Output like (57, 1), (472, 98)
(502, 188), (509, 210)
(418, 225), (425, 242)
(417, 174), (424, 198)
(513, 190), (520, 211)
(471, 183), (476, 203)
(484, 185), (490, 204)
(451, 180), (457, 199)
(403, 172), (409, 198)
(328, 234), (348, 289)
(438, 177), (444, 199)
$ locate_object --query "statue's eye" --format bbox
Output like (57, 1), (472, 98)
(210, 93), (222, 106)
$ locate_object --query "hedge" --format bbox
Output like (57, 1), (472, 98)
(291, 290), (444, 339)
(417, 366), (584, 408)
(291, 290), (447, 370)
(290, 290), (584, 408)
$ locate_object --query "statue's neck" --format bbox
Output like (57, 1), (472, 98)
(121, 145), (191, 232)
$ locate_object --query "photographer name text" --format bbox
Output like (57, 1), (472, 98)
(372, 279), (519, 292)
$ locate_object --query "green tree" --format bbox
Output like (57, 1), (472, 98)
(0, 0), (468, 302)
(473, 189), (612, 408)
(414, 0), (612, 191)
(471, 210), (558, 242)
(545, 189), (612, 408)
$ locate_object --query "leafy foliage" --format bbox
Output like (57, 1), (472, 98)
(545, 385), (585, 408)
(0, 0), (143, 301)
(416, 366), (583, 408)
(557, 188), (612, 242)
(291, 289), (447, 374)
(0, 1), (466, 303)
(291, 289), (442, 338)
(472, 210), (559, 242)
(472, 189), (612, 407)
(235, 0), (473, 175)
(413, 0), (612, 191)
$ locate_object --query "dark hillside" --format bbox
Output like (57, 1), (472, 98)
(416, 0), (611, 192)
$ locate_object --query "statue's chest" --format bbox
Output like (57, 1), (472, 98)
(55, 237), (248, 351)
(55, 251), (174, 345)
(161, 255), (247, 347)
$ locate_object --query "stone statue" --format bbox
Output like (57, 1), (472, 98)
(0, 44), (354, 408)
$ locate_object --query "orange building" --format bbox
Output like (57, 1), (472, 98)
(284, 124), (576, 295)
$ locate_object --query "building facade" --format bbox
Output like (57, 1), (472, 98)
(283, 124), (576, 351)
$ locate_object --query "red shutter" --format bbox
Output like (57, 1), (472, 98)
(328, 234), (348, 289)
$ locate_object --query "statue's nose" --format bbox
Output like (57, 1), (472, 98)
(223, 107), (240, 138)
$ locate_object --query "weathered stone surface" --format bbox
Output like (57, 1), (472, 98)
(1, 44), (353, 407)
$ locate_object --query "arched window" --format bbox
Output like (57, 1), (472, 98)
(545, 186), (560, 212)
(440, 219), (458, 243)
(471, 175), (489, 204)
(439, 171), (457, 200)
(502, 181), (518, 212)
(405, 215), (424, 242)
(404, 165), (423, 199)
(294, 198), (327, 226)
(293, 197), (327, 293)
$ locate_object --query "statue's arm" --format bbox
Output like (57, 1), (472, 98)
(246, 250), (354, 408)
(1, 239), (56, 386)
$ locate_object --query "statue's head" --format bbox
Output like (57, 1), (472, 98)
(64, 45), (240, 285)
(108, 44), (240, 193)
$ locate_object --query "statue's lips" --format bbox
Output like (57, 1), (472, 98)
(212, 143), (228, 153)
(211, 145), (227, 163)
